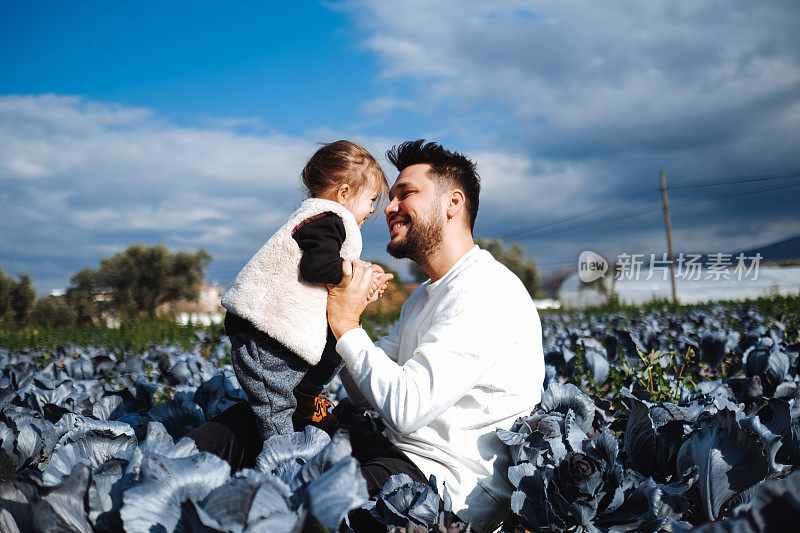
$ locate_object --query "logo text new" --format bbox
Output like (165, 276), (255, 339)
(580, 260), (605, 271)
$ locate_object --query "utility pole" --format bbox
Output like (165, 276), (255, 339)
(660, 170), (678, 303)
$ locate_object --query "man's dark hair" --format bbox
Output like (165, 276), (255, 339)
(386, 139), (480, 231)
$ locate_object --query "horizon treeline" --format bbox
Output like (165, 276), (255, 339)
(0, 244), (210, 331)
(1, 238), (553, 333)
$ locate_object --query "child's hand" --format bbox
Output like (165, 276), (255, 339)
(367, 269), (393, 304)
(369, 264), (393, 288)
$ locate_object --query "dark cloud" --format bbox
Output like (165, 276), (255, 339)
(341, 0), (800, 269)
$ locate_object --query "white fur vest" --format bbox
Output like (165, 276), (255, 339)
(221, 198), (362, 365)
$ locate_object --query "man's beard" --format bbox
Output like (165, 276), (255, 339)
(387, 206), (444, 263)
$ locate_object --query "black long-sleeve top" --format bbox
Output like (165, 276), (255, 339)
(291, 212), (345, 285)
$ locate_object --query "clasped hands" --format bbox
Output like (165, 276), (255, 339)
(326, 259), (393, 339)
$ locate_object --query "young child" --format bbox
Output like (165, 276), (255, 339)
(221, 140), (392, 440)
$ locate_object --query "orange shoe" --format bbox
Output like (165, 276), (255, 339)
(293, 389), (339, 433)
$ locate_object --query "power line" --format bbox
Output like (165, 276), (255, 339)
(669, 180), (800, 210)
(512, 180), (800, 242)
(528, 180), (800, 270)
(516, 205), (663, 240)
(501, 190), (659, 240)
(501, 170), (800, 241)
(669, 171), (800, 190)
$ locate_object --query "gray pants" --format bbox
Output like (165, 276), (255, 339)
(230, 331), (304, 439)
(228, 314), (342, 440)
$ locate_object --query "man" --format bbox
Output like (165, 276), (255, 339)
(326, 139), (545, 531)
(189, 139), (544, 531)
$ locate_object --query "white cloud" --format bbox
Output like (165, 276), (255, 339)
(359, 94), (418, 117)
(0, 94), (605, 291)
(2, 96), (539, 291)
(0, 95), (323, 292)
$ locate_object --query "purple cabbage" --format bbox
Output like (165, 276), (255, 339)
(676, 409), (784, 521)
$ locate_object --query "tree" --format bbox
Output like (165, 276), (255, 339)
(66, 268), (104, 327)
(0, 266), (14, 325)
(68, 244), (212, 319)
(33, 295), (77, 329)
(0, 266), (36, 329)
(10, 274), (36, 326)
(475, 238), (543, 298)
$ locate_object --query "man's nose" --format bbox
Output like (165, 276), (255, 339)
(385, 197), (399, 216)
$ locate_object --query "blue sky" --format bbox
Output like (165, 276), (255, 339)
(2, 0), (800, 294)
(0, 2), (378, 132)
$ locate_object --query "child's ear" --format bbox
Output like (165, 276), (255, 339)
(336, 184), (351, 204)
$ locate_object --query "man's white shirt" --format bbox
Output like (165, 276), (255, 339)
(336, 245), (545, 530)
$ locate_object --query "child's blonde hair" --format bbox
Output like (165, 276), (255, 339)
(301, 140), (388, 219)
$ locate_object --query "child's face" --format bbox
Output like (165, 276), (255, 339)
(345, 183), (380, 227)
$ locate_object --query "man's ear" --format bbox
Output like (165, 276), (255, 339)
(446, 189), (466, 221)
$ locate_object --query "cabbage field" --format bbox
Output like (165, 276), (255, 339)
(1, 294), (799, 532)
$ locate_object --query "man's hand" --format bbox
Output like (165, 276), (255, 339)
(327, 259), (376, 339)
